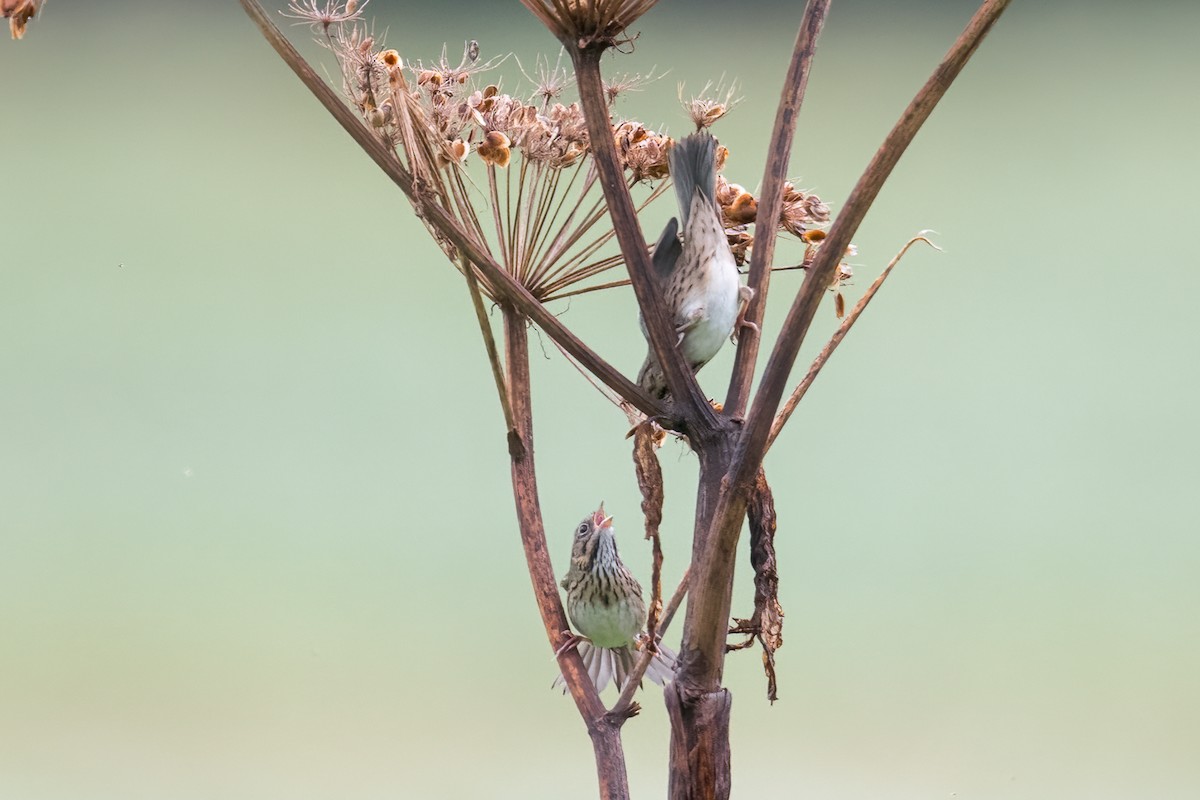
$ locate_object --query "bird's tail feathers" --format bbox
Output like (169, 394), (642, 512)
(553, 639), (678, 695)
(669, 132), (717, 228)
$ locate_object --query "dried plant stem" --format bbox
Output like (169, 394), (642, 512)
(462, 258), (519, 449)
(487, 166), (511, 268)
(530, 168), (601, 281)
(724, 0), (830, 420)
(570, 47), (717, 427)
(734, 0), (1013, 489)
(765, 234), (939, 453)
(503, 306), (630, 800)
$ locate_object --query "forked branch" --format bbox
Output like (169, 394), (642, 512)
(731, 0), (1012, 493)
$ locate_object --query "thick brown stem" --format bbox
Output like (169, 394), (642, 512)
(503, 306), (630, 800)
(730, 0), (1012, 496)
(724, 0), (830, 420)
(666, 685), (732, 800)
(570, 47), (718, 431)
(665, 441), (737, 800)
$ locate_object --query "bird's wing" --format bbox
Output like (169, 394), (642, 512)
(650, 216), (682, 281)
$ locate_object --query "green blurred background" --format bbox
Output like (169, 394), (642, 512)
(3, 1), (1198, 797)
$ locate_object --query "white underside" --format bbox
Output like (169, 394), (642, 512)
(677, 245), (740, 367)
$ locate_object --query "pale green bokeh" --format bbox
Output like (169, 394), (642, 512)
(2, 1), (1198, 798)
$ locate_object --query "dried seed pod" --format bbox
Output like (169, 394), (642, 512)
(477, 130), (512, 167)
(440, 138), (470, 166)
(725, 192), (758, 226)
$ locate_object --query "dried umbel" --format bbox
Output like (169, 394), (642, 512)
(283, 0), (365, 33)
(615, 121), (671, 182)
(519, 0), (659, 49)
(292, 4), (833, 309)
(680, 80), (741, 131)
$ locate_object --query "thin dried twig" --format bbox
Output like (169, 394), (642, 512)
(462, 257), (520, 453)
(724, 0), (830, 420)
(608, 567), (690, 720)
(765, 234), (941, 453)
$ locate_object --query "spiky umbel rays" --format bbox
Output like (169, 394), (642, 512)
(293, 13), (679, 304)
(286, 10), (831, 313)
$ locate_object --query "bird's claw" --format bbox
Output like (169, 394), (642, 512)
(555, 632), (586, 658)
(732, 285), (758, 344)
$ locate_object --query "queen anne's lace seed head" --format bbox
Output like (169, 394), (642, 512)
(283, 0), (366, 33)
(290, 3), (831, 301)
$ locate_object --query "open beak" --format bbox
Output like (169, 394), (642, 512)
(592, 502), (613, 530)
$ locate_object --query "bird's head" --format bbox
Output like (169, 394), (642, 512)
(569, 502), (618, 572)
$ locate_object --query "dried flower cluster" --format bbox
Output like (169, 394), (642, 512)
(519, 0), (658, 49)
(614, 122), (671, 182)
(289, 4), (834, 305)
(680, 80), (740, 131)
(2, 0), (43, 39)
(283, 0), (364, 32)
(714, 174), (831, 271)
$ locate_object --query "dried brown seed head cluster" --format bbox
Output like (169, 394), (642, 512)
(284, 0), (365, 33)
(477, 130), (513, 168)
(709, 171), (831, 266)
(680, 80), (741, 131)
(294, 3), (834, 305)
(779, 181), (831, 236)
(603, 70), (662, 106)
(2, 0), (43, 39)
(519, 0), (659, 50)
(715, 176), (758, 226)
(615, 122), (672, 182)
(526, 51), (572, 108)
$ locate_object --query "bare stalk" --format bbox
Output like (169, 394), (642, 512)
(503, 306), (630, 800)
(608, 568), (690, 719)
(724, 0), (830, 420)
(462, 258), (519, 449)
(569, 47), (718, 429)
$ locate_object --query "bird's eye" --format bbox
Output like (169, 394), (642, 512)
(577, 524), (589, 536)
